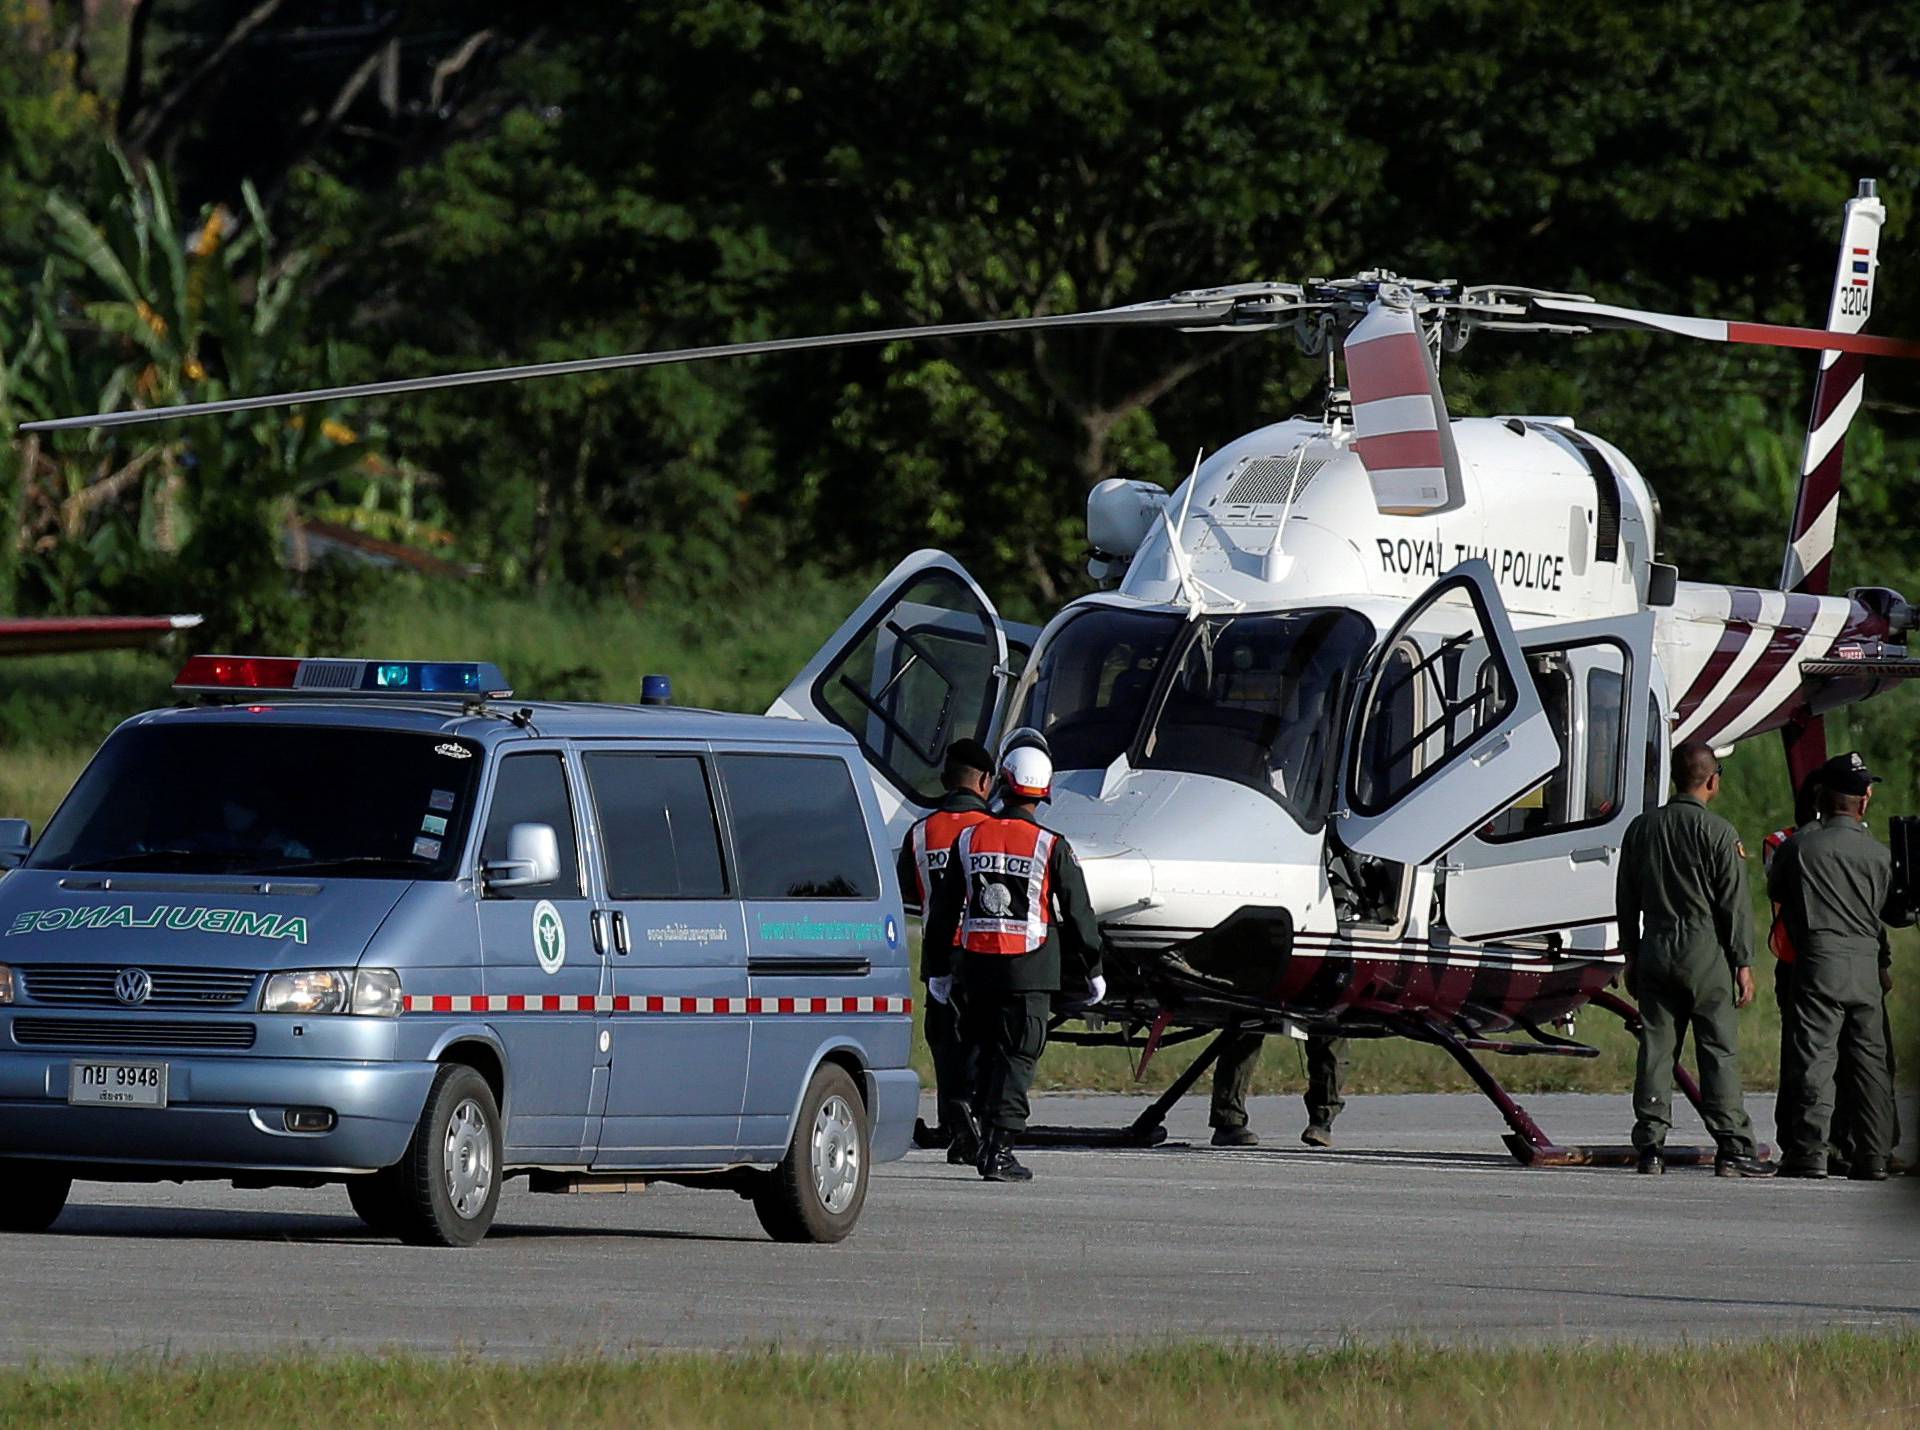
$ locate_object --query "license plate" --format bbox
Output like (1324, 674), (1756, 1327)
(68, 1059), (169, 1109)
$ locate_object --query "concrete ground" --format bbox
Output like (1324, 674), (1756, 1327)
(1, 1091), (1915, 1360)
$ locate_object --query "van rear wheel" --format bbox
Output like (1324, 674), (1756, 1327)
(345, 1168), (407, 1236)
(393, 1064), (502, 1247)
(753, 1063), (869, 1244)
(0, 1163), (71, 1233)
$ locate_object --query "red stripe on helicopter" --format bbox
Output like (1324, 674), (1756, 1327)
(1690, 593), (1824, 742)
(1345, 330), (1433, 401)
(1673, 588), (1765, 723)
(1724, 322), (1920, 360)
(400, 993), (911, 1015)
(1352, 429), (1445, 471)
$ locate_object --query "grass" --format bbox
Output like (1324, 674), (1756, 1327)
(0, 1335), (1914, 1427)
(5, 577), (1918, 1097)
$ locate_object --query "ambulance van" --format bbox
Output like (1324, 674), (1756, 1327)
(0, 656), (917, 1246)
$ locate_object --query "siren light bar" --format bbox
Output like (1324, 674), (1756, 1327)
(174, 654), (512, 699)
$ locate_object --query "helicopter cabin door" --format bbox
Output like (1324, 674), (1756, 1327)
(1435, 612), (1655, 943)
(769, 549), (1032, 841)
(1333, 561), (1562, 868)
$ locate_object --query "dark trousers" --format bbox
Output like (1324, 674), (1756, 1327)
(1780, 953), (1896, 1170)
(1774, 960), (1900, 1161)
(923, 987), (977, 1132)
(1210, 1031), (1348, 1129)
(1631, 961), (1755, 1157)
(965, 990), (1050, 1135)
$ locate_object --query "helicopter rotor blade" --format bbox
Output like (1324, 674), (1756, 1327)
(1344, 295), (1463, 516)
(1525, 295), (1920, 361)
(16, 296), (1243, 435)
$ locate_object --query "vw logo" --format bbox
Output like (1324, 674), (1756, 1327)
(114, 968), (153, 1006)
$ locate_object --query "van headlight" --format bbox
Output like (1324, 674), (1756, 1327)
(0, 964), (13, 1005)
(261, 968), (403, 1017)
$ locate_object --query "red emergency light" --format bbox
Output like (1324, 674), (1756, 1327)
(175, 655), (301, 690)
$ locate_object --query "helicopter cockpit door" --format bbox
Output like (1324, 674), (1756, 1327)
(769, 549), (1026, 841)
(1436, 612), (1656, 942)
(1333, 560), (1561, 867)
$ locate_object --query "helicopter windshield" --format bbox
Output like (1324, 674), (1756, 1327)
(1008, 607), (1183, 773)
(1010, 604), (1374, 828)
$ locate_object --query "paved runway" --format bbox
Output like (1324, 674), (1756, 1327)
(2, 1092), (1915, 1360)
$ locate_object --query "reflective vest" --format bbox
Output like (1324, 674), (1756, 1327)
(1763, 825), (1797, 964)
(955, 818), (1058, 956)
(908, 807), (993, 913)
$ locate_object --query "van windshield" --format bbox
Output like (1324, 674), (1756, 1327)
(28, 724), (484, 879)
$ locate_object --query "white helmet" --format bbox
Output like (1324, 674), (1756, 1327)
(999, 745), (1054, 801)
(999, 725), (1051, 761)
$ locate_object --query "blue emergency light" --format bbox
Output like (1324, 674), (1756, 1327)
(175, 654), (512, 699)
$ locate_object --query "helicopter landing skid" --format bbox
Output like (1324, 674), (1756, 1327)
(1013, 1027), (1236, 1149)
(1400, 993), (1759, 1168)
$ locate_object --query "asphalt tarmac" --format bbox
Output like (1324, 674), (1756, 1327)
(2, 1092), (1915, 1360)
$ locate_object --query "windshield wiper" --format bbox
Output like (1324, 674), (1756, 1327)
(76, 849), (283, 872)
(246, 855), (428, 877)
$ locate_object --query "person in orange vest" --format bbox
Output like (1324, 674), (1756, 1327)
(896, 737), (995, 1165)
(924, 744), (1107, 1183)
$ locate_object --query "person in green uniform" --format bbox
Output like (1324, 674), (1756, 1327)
(924, 744), (1107, 1183)
(1208, 1031), (1348, 1147)
(896, 737), (995, 1163)
(1765, 769), (1904, 1174)
(1768, 752), (1914, 1179)
(1616, 740), (1774, 1177)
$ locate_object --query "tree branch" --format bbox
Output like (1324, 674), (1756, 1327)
(124, 0), (293, 160)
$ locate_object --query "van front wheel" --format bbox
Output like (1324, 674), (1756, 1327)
(0, 1163), (71, 1233)
(394, 1064), (502, 1247)
(753, 1063), (869, 1244)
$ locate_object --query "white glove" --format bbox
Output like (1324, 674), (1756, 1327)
(1086, 974), (1107, 1005)
(927, 975), (953, 1005)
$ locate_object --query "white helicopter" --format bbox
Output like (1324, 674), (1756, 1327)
(22, 181), (1920, 1163)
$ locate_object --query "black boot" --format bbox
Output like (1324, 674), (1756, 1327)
(946, 1107), (982, 1167)
(977, 1130), (1033, 1183)
(913, 1117), (950, 1150)
(1636, 1147), (1664, 1175)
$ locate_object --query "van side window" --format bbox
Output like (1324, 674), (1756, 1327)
(586, 753), (728, 899)
(481, 752), (582, 899)
(718, 754), (879, 900)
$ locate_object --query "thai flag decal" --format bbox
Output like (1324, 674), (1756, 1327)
(1852, 248), (1871, 287)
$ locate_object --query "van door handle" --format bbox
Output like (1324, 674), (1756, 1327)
(590, 910), (610, 956)
(1571, 846), (1613, 865)
(1470, 732), (1512, 767)
(613, 911), (632, 956)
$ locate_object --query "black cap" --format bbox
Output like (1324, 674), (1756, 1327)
(943, 737), (994, 776)
(1818, 750), (1883, 797)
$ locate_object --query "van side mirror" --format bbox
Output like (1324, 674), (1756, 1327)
(482, 822), (561, 891)
(0, 819), (30, 871)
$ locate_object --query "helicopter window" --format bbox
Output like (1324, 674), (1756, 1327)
(810, 571), (1004, 806)
(1350, 587), (1516, 819)
(1480, 656), (1573, 840)
(1478, 639), (1631, 843)
(1006, 607), (1181, 773)
(1585, 661), (1626, 820)
(1136, 609), (1374, 829)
